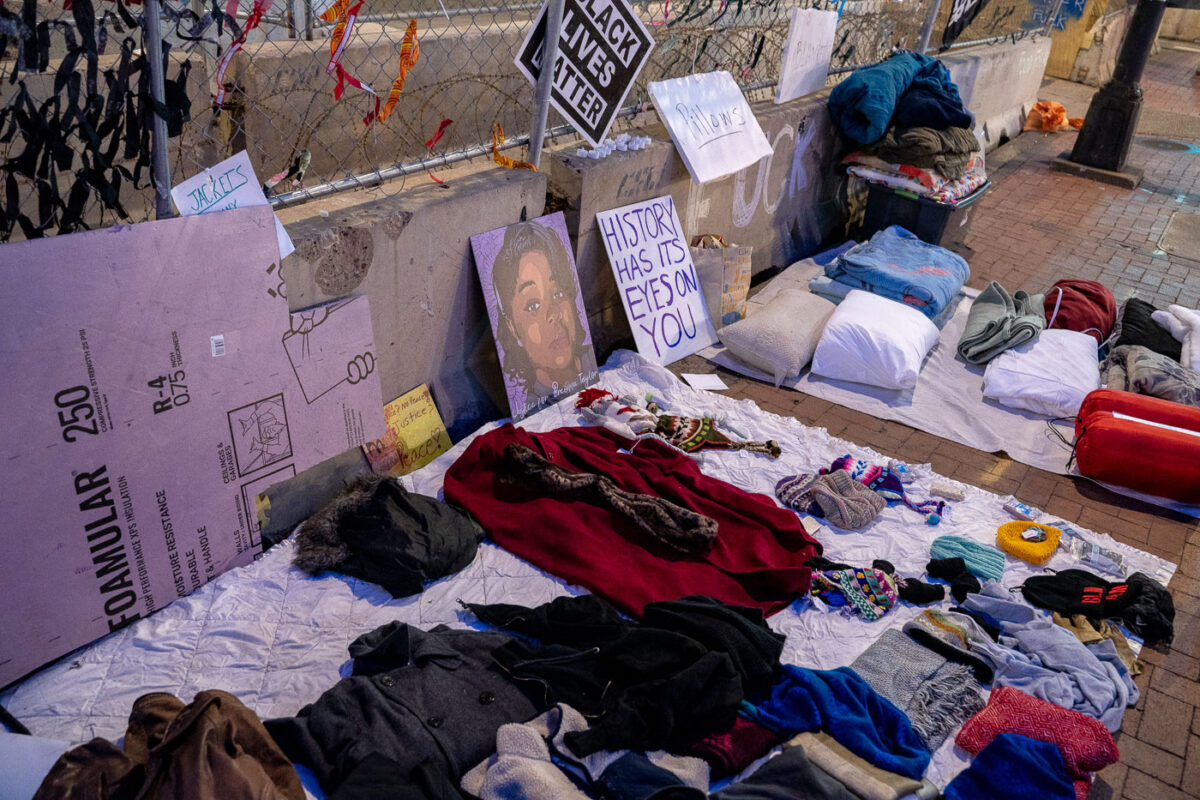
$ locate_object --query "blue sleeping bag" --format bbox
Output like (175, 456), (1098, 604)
(825, 225), (969, 319)
(828, 52), (973, 145)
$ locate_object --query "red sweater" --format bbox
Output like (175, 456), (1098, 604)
(443, 424), (822, 617)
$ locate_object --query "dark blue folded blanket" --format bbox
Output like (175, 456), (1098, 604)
(828, 52), (973, 145)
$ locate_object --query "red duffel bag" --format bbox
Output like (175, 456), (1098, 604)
(1074, 389), (1200, 503)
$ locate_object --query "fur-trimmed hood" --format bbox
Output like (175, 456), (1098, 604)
(291, 474), (484, 597)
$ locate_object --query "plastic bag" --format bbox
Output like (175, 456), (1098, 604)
(1023, 101), (1083, 133)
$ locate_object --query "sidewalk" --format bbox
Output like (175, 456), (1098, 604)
(676, 42), (1200, 800)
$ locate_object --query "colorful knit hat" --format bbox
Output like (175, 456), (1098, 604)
(776, 471), (886, 530)
(811, 566), (899, 620)
(903, 608), (994, 683)
(929, 536), (1006, 581)
(997, 521), (1061, 565)
(822, 455), (944, 525)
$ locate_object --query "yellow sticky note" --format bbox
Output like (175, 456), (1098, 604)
(362, 384), (451, 476)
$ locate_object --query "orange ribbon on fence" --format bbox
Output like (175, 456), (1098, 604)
(491, 124), (537, 171)
(376, 20), (420, 123)
(324, 0), (363, 75)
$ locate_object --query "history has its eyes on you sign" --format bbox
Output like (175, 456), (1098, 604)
(596, 195), (718, 365)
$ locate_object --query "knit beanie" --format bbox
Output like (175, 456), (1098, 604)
(823, 455), (945, 525)
(776, 471), (886, 530)
(929, 536), (1006, 582)
(811, 567), (899, 620)
(996, 521), (1061, 565)
(903, 609), (994, 683)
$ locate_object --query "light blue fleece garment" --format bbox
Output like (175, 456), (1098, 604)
(826, 226), (969, 320)
(962, 583), (1133, 732)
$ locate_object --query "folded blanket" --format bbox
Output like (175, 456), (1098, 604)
(1102, 344), (1200, 408)
(826, 225), (969, 319)
(828, 52), (971, 145)
(956, 281), (1046, 365)
(847, 165), (987, 205)
(861, 127), (981, 180)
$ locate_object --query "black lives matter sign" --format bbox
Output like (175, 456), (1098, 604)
(515, 0), (654, 147)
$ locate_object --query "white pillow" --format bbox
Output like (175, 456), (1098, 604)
(811, 290), (939, 390)
(982, 328), (1100, 418)
(718, 289), (836, 386)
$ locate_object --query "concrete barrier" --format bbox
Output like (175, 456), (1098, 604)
(1066, 8), (1136, 87)
(545, 37), (1052, 358)
(1159, 8), (1200, 41)
(277, 166), (547, 438)
(230, 16), (537, 185)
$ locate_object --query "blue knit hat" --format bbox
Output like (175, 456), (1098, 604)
(930, 536), (1006, 582)
(943, 733), (1075, 800)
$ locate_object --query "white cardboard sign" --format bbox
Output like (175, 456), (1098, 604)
(171, 150), (295, 260)
(595, 195), (718, 364)
(774, 9), (839, 104)
(648, 71), (773, 185)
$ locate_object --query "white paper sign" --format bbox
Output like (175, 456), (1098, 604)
(648, 71), (773, 185)
(171, 150), (295, 260)
(775, 9), (839, 104)
(682, 372), (729, 391)
(595, 195), (718, 365)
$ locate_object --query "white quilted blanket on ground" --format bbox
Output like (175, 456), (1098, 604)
(0, 351), (1175, 796)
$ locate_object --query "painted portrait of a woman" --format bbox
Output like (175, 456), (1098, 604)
(472, 213), (598, 419)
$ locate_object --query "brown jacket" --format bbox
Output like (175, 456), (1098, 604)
(34, 690), (304, 800)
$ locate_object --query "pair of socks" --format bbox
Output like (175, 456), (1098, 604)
(927, 557), (981, 603)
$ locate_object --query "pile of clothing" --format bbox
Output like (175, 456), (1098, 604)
(954, 279), (1114, 418)
(1104, 297), (1200, 408)
(953, 276), (1200, 415)
(828, 52), (986, 205)
(15, 377), (1177, 800)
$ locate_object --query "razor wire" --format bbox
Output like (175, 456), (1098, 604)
(1, 0), (1051, 239)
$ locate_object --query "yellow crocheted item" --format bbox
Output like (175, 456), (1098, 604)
(997, 521), (1061, 565)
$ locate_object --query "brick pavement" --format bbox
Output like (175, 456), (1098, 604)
(674, 42), (1200, 800)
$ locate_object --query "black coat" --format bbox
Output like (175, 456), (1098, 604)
(291, 476), (484, 597)
(466, 594), (786, 756)
(264, 623), (547, 800)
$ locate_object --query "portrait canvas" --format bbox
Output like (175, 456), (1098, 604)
(471, 211), (600, 420)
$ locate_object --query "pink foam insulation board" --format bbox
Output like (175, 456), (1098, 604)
(0, 207), (385, 687)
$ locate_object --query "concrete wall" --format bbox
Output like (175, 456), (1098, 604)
(1160, 8), (1200, 41)
(545, 37), (1051, 358)
(277, 167), (546, 439)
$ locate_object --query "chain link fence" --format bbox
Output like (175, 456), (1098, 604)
(1, 0), (1051, 239)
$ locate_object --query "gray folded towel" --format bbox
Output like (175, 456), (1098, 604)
(957, 281), (1045, 365)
